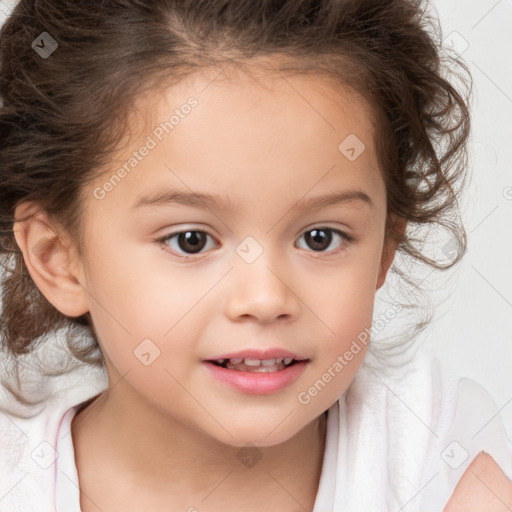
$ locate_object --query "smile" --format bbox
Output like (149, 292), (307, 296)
(211, 357), (298, 372)
(202, 359), (310, 395)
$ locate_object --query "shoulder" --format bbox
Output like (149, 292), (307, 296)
(442, 379), (512, 511)
(444, 451), (512, 512)
(419, 362), (512, 510)
(447, 376), (512, 476)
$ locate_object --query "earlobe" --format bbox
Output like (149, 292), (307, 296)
(376, 216), (406, 290)
(376, 242), (394, 290)
(13, 201), (89, 317)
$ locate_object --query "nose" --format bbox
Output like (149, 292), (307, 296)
(224, 252), (300, 325)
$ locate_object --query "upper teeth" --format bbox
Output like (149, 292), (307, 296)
(215, 357), (294, 366)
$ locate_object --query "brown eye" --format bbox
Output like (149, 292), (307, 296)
(160, 230), (215, 257)
(176, 231), (207, 253)
(304, 228), (332, 251)
(296, 227), (352, 254)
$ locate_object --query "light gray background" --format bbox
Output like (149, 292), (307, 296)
(416, 0), (512, 438)
(0, 0), (511, 437)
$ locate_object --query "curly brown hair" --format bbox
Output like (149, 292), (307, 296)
(0, 0), (472, 406)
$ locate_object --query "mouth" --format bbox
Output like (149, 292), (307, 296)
(201, 350), (310, 394)
(207, 357), (307, 373)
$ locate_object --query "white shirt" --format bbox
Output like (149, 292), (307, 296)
(1, 352), (511, 511)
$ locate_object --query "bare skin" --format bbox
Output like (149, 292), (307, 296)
(444, 452), (512, 512)
(15, 61), (399, 510)
(19, 58), (502, 511)
(72, 391), (328, 512)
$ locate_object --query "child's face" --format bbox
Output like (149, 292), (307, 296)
(76, 64), (393, 446)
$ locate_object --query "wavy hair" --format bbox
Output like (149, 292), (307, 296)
(0, 0), (472, 407)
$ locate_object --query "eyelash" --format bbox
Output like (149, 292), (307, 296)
(156, 226), (354, 260)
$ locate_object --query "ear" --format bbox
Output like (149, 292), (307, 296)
(12, 201), (89, 317)
(376, 215), (407, 290)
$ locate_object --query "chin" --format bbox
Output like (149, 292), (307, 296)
(209, 423), (302, 449)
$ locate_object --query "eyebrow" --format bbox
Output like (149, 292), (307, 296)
(130, 189), (373, 213)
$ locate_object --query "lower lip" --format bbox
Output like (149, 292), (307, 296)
(201, 361), (309, 395)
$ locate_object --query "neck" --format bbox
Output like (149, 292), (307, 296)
(71, 383), (328, 511)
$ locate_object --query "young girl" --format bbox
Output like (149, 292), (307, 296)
(0, 0), (511, 511)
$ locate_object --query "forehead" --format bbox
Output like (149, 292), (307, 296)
(128, 58), (378, 154)
(84, 61), (384, 220)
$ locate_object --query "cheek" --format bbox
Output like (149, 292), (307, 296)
(83, 247), (207, 376)
(318, 278), (374, 375)
(318, 250), (382, 337)
(306, 246), (381, 393)
(84, 237), (187, 327)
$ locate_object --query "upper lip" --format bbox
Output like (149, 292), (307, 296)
(205, 349), (309, 361)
